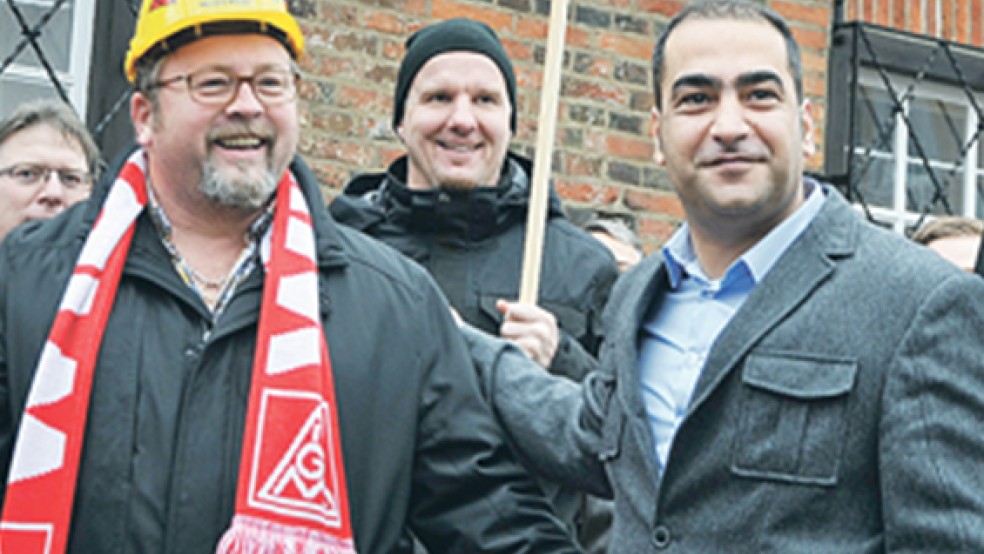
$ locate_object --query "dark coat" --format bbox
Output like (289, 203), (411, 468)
(469, 187), (984, 552)
(329, 153), (619, 382)
(0, 151), (580, 554)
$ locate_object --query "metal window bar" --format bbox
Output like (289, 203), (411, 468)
(1, 0), (140, 147)
(830, 4), (984, 234)
(1, 0), (72, 102)
(857, 29), (956, 227)
(92, 0), (141, 139)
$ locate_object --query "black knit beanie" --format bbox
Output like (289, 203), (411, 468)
(393, 18), (517, 132)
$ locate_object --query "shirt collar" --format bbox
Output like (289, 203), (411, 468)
(145, 180), (276, 245)
(662, 179), (826, 289)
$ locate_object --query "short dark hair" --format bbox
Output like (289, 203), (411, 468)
(0, 98), (101, 179)
(651, 0), (804, 110)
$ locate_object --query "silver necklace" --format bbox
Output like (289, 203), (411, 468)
(144, 179), (273, 313)
(185, 264), (229, 291)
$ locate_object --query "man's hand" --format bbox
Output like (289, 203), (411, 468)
(496, 299), (559, 368)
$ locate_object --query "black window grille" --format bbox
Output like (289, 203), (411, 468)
(1, 0), (139, 161)
(1, 0), (72, 103)
(824, 12), (984, 235)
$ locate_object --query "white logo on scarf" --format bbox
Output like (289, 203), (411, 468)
(249, 389), (342, 528)
(0, 521), (54, 553)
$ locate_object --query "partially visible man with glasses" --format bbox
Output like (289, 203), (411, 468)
(0, 98), (99, 241)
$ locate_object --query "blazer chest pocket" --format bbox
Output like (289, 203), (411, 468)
(732, 353), (857, 486)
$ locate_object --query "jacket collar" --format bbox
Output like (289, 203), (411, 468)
(86, 146), (349, 272)
(607, 185), (858, 495)
(335, 151), (566, 243)
(687, 185), (858, 413)
(604, 182), (856, 414)
(289, 156), (349, 270)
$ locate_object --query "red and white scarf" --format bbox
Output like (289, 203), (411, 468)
(0, 150), (357, 553)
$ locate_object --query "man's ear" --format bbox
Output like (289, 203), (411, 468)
(800, 99), (816, 159)
(131, 92), (154, 147)
(651, 107), (666, 166)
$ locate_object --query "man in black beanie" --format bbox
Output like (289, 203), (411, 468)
(330, 17), (618, 551)
(391, 18), (519, 134)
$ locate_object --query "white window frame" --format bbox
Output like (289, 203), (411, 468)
(854, 68), (984, 233)
(1, 0), (96, 116)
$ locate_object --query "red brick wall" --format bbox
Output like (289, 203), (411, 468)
(843, 0), (984, 45)
(289, 0), (973, 251)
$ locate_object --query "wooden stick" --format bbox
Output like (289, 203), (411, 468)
(518, 0), (570, 304)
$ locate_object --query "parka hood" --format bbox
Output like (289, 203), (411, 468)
(330, 151), (567, 243)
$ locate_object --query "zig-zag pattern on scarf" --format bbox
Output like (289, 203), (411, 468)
(0, 150), (356, 553)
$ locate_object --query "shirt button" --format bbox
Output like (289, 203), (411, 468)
(653, 525), (672, 549)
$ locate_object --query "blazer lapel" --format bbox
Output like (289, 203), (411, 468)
(687, 191), (858, 414)
(611, 257), (668, 417)
(609, 255), (671, 508)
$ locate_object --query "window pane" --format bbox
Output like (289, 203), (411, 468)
(907, 97), (967, 162)
(854, 85), (897, 154)
(0, 1), (74, 72)
(907, 162), (963, 216)
(853, 155), (894, 208)
(0, 79), (60, 118)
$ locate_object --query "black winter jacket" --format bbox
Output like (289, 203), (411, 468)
(330, 153), (618, 382)
(0, 152), (579, 553)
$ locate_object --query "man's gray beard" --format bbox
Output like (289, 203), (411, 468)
(200, 161), (277, 210)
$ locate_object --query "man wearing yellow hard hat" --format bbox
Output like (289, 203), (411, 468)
(0, 1), (579, 552)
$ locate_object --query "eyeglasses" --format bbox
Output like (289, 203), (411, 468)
(149, 67), (299, 106)
(0, 164), (92, 190)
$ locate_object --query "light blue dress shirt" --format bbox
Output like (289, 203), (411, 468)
(638, 181), (826, 476)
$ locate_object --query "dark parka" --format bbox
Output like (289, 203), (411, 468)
(0, 152), (580, 554)
(329, 152), (619, 383)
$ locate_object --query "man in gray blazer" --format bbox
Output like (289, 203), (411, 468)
(465, 0), (984, 551)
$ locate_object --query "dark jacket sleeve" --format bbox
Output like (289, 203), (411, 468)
(0, 242), (12, 508)
(546, 254), (618, 383)
(409, 281), (582, 553)
(548, 330), (597, 382)
(462, 324), (612, 499)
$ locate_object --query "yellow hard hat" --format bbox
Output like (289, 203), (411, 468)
(124, 0), (305, 83)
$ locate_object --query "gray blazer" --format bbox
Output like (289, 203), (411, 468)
(468, 187), (984, 553)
